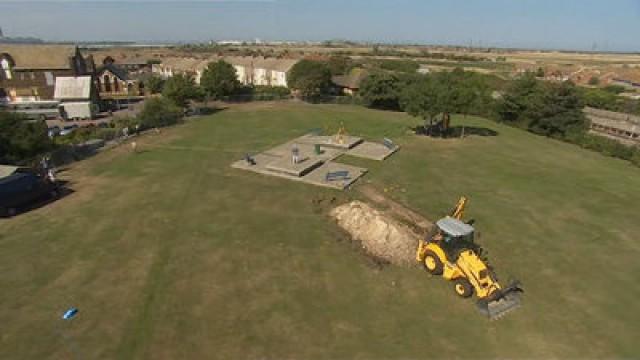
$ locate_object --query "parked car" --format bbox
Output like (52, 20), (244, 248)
(0, 171), (59, 217)
(59, 124), (79, 136)
(48, 125), (61, 138)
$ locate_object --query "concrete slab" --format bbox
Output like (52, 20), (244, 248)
(345, 141), (400, 161)
(266, 155), (324, 177)
(297, 134), (364, 150)
(302, 162), (368, 189)
(264, 140), (343, 162)
(231, 153), (280, 171)
(231, 157), (367, 190)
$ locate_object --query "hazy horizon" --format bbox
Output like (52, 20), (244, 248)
(0, 0), (639, 52)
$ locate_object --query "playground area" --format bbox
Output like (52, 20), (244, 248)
(231, 129), (399, 189)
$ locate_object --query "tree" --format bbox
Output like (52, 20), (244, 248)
(399, 69), (489, 126)
(138, 97), (184, 129)
(496, 72), (544, 124)
(144, 75), (166, 95)
(588, 76), (600, 86)
(536, 67), (545, 78)
(287, 60), (332, 98)
(0, 111), (53, 164)
(496, 73), (585, 137)
(200, 60), (241, 100)
(359, 72), (403, 110)
(400, 75), (443, 125)
(528, 81), (585, 137)
(162, 74), (200, 108)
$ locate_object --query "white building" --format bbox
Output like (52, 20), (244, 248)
(152, 56), (299, 88)
(54, 76), (97, 120)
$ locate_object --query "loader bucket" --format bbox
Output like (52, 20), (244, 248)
(477, 281), (523, 320)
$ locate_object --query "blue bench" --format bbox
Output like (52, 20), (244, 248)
(326, 170), (350, 182)
(383, 138), (396, 150)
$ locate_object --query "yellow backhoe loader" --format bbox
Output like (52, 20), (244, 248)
(416, 197), (523, 320)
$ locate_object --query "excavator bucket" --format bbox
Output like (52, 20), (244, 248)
(477, 281), (523, 320)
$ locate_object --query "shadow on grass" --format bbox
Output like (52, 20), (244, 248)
(412, 125), (499, 138)
(0, 180), (75, 218)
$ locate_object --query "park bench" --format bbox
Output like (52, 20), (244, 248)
(325, 170), (350, 182)
(383, 138), (396, 150)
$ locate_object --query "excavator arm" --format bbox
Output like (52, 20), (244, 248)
(450, 196), (468, 220)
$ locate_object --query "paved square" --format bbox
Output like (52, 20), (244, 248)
(231, 132), (398, 190)
(346, 141), (400, 161)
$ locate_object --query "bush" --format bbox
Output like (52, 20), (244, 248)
(144, 75), (166, 94)
(162, 74), (200, 108)
(112, 116), (141, 131)
(375, 59), (420, 73)
(94, 128), (119, 141)
(0, 111), (53, 164)
(287, 60), (332, 98)
(359, 72), (404, 110)
(603, 85), (626, 94)
(253, 85), (290, 97)
(138, 97), (183, 128)
(570, 132), (635, 160)
(54, 127), (95, 146)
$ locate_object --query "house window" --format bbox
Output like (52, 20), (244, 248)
(103, 75), (112, 92)
(44, 72), (54, 86)
(113, 78), (119, 92)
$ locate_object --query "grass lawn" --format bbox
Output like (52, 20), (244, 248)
(2, 102), (639, 359)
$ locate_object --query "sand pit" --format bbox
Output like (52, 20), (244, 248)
(330, 201), (421, 266)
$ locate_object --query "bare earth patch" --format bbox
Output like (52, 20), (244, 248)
(330, 201), (420, 266)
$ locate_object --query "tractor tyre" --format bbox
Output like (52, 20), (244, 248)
(453, 278), (474, 298)
(423, 250), (443, 275)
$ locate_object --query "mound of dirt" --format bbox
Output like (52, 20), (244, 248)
(330, 201), (421, 266)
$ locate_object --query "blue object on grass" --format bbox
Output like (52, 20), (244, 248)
(62, 308), (78, 320)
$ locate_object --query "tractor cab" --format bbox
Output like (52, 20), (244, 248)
(430, 217), (478, 261)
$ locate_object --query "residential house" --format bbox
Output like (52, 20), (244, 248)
(332, 68), (369, 96)
(152, 56), (299, 88)
(0, 45), (93, 102)
(104, 56), (150, 72)
(95, 63), (145, 99)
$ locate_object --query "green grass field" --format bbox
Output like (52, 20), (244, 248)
(2, 102), (640, 359)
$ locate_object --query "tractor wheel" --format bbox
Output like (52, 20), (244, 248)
(423, 250), (443, 275)
(453, 278), (473, 298)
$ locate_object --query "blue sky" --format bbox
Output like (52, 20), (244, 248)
(0, 0), (639, 51)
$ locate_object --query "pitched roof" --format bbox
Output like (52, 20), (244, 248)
(0, 44), (76, 70)
(54, 76), (92, 100)
(332, 68), (369, 89)
(97, 63), (129, 81)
